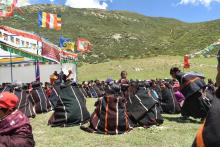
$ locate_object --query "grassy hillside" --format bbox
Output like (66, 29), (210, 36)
(1, 4), (220, 63)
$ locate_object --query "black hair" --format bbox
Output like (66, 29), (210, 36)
(121, 71), (127, 76)
(0, 108), (9, 113)
(170, 67), (180, 75)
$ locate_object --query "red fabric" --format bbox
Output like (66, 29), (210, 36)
(0, 92), (18, 110)
(184, 55), (190, 69)
(0, 110), (35, 147)
(42, 41), (60, 62)
(46, 13), (50, 29)
(61, 50), (78, 59)
(45, 88), (52, 98)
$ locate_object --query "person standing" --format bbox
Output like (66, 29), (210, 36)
(118, 71), (129, 84)
(118, 71), (129, 98)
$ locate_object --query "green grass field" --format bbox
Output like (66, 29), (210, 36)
(78, 55), (217, 82)
(31, 56), (218, 147)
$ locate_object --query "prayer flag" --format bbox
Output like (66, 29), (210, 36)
(76, 38), (92, 52)
(38, 11), (61, 30)
(0, 0), (17, 18)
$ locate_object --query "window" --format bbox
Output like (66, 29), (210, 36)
(26, 42), (29, 47)
(3, 33), (8, 41)
(32, 43), (37, 49)
(10, 36), (14, 43)
(16, 38), (20, 45)
(21, 40), (25, 46)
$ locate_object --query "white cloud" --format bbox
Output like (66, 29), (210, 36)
(179, 0), (220, 7)
(65, 0), (111, 9)
(16, 0), (31, 7)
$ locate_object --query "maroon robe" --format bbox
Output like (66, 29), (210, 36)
(0, 110), (35, 147)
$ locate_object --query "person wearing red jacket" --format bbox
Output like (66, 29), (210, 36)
(0, 92), (35, 147)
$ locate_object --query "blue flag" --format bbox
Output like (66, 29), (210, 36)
(35, 61), (40, 82)
(59, 36), (71, 48)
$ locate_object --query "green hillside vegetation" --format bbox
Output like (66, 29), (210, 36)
(1, 4), (220, 63)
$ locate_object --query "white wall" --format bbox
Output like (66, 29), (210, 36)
(0, 64), (78, 83)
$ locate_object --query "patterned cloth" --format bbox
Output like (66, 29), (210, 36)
(81, 95), (133, 134)
(175, 72), (206, 98)
(175, 72), (210, 118)
(127, 87), (164, 127)
(48, 83), (90, 127)
(160, 87), (181, 114)
(0, 110), (35, 147)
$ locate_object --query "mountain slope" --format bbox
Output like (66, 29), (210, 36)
(1, 4), (220, 63)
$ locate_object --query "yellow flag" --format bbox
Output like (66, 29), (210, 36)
(63, 42), (75, 52)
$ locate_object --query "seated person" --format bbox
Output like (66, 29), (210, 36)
(66, 70), (73, 81)
(62, 70), (73, 83)
(44, 82), (52, 98)
(50, 71), (59, 85)
(0, 92), (35, 147)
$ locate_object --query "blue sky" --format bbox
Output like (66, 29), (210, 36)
(18, 0), (220, 23)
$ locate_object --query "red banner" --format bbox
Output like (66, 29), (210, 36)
(61, 50), (78, 59)
(42, 41), (60, 62)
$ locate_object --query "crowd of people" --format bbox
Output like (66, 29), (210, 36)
(1, 60), (220, 146)
(49, 70), (73, 85)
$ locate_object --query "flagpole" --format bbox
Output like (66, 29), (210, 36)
(9, 48), (13, 83)
(60, 12), (63, 82)
(36, 41), (40, 82)
(34, 58), (37, 80)
(75, 40), (78, 83)
(75, 59), (78, 83)
(60, 34), (63, 79)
